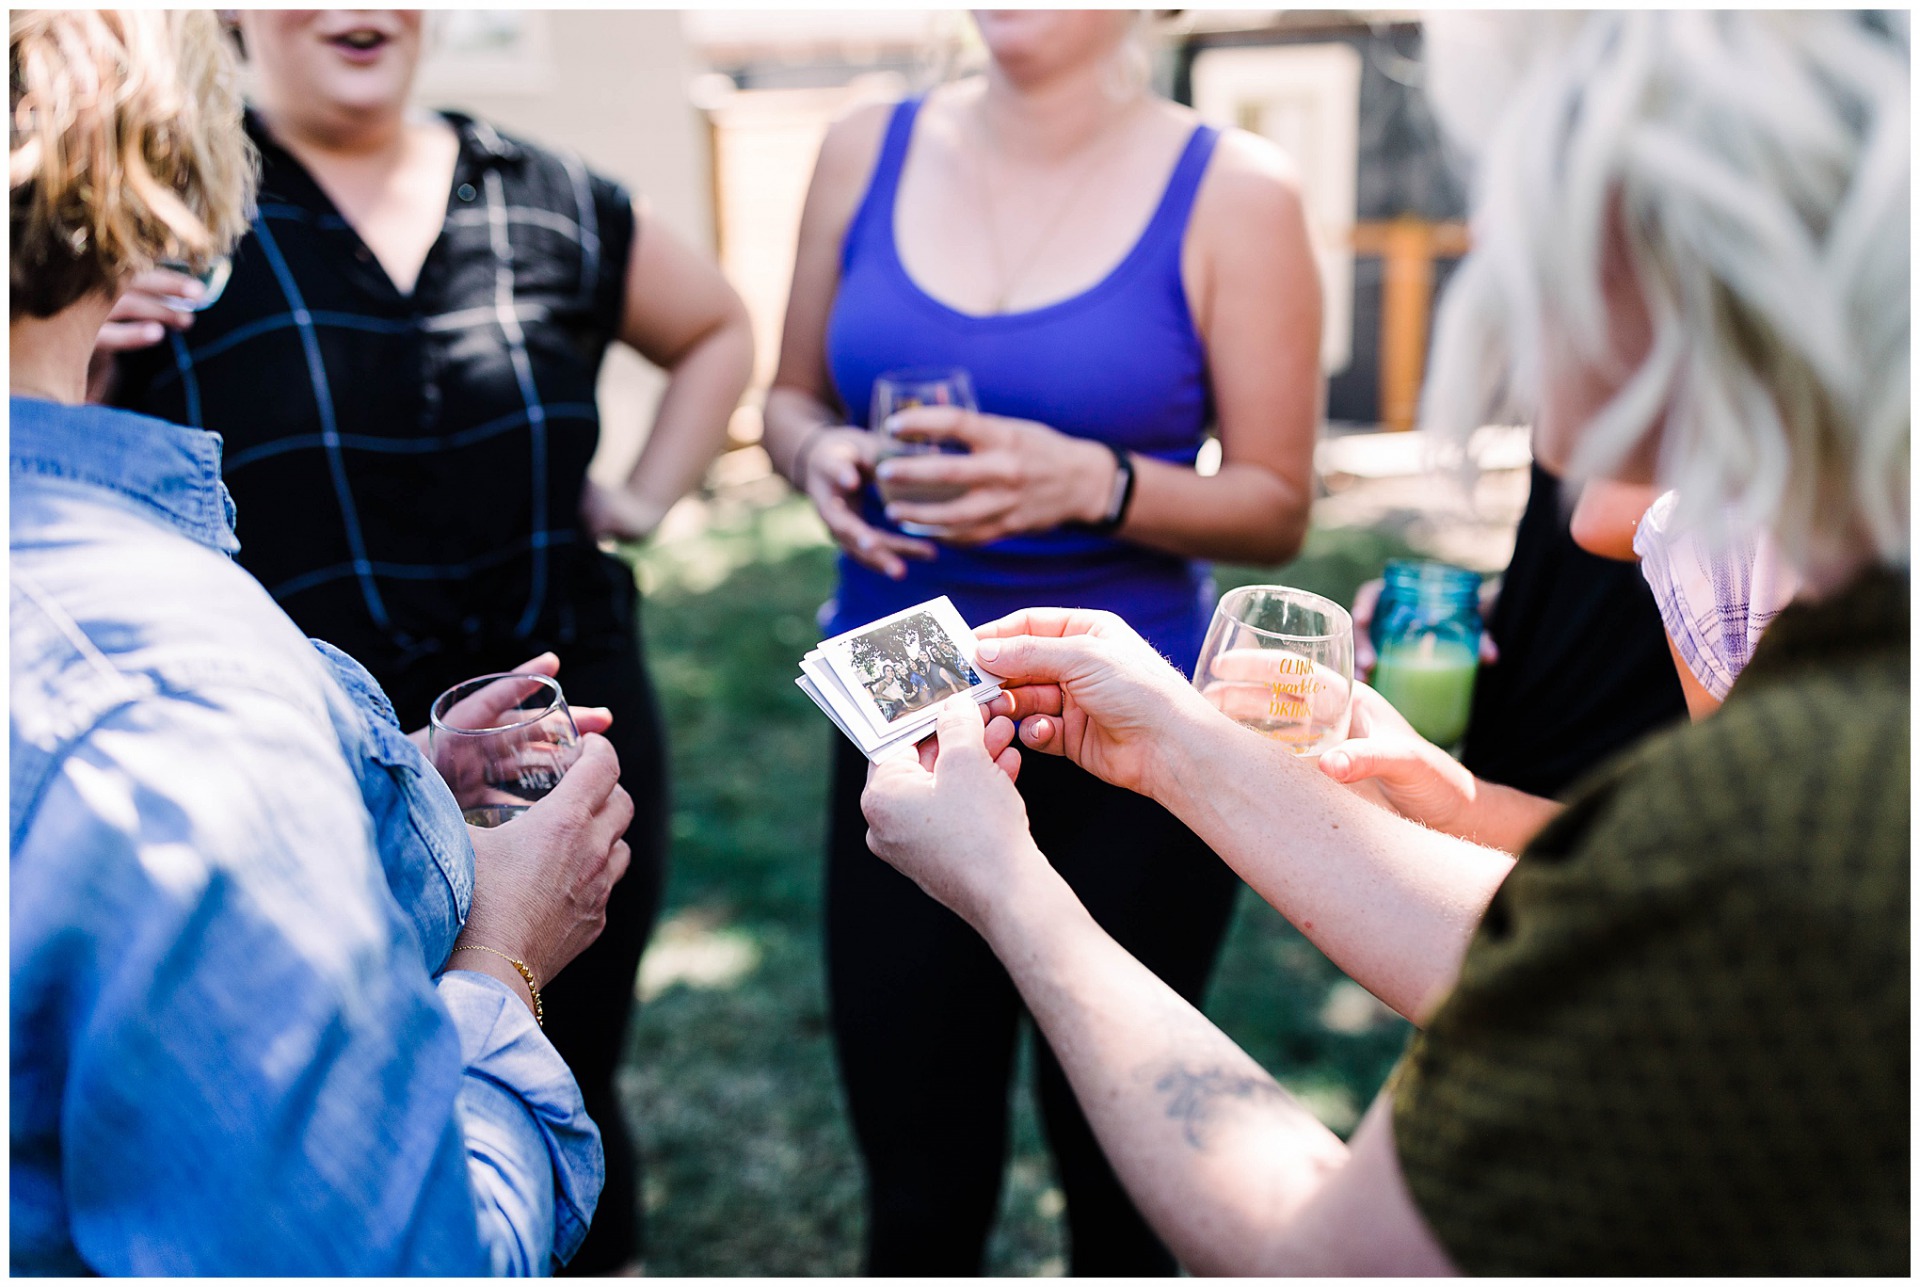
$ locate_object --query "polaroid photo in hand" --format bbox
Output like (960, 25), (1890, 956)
(819, 598), (993, 737)
(794, 596), (1002, 759)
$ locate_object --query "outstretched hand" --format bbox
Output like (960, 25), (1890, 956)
(862, 697), (1047, 932)
(971, 607), (1218, 799)
(1316, 682), (1477, 834)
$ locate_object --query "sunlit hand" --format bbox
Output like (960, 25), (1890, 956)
(580, 480), (669, 545)
(876, 405), (1114, 545)
(911, 703), (1024, 780)
(87, 269), (207, 402)
(458, 732), (634, 988)
(862, 697), (1048, 933)
(95, 268), (203, 353)
(799, 425), (936, 579)
(406, 651), (613, 761)
(1317, 681), (1477, 834)
(969, 607), (1220, 800)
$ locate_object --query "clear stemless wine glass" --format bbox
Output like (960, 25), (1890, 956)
(154, 255), (233, 312)
(1193, 585), (1355, 757)
(428, 672), (581, 827)
(870, 366), (976, 535)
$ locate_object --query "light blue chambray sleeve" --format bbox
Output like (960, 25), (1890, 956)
(309, 638), (474, 971)
(438, 973), (605, 1271)
(9, 686), (601, 1275)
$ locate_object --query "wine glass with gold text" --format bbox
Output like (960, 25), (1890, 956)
(1193, 585), (1354, 757)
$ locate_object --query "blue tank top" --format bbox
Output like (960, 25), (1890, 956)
(824, 97), (1221, 671)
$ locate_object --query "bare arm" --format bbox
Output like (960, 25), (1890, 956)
(1664, 631), (1725, 719)
(762, 104), (935, 579)
(862, 700), (1456, 1275)
(1568, 478), (1660, 561)
(1131, 129), (1322, 564)
(1153, 701), (1514, 1022)
(1319, 680), (1565, 853)
(583, 201), (756, 544)
(974, 610), (1514, 1023)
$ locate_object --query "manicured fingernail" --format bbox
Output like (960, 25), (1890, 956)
(976, 640), (998, 662)
(1028, 717), (1050, 741)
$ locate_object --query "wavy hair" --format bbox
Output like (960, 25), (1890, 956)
(10, 9), (255, 320)
(1421, 11), (1909, 574)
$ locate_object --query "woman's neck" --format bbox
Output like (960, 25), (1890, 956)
(254, 99), (408, 165)
(977, 52), (1145, 163)
(10, 295), (116, 404)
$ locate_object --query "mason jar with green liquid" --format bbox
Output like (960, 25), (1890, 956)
(1368, 560), (1484, 749)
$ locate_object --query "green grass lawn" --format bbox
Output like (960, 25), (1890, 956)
(618, 490), (1420, 1276)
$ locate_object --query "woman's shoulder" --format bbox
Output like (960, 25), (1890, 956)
(1179, 112), (1312, 294)
(1189, 115), (1306, 225)
(439, 110), (621, 194)
(811, 96), (906, 194)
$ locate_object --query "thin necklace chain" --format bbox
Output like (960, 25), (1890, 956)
(965, 93), (1147, 315)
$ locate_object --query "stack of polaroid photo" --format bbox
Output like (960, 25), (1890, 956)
(797, 596), (1004, 761)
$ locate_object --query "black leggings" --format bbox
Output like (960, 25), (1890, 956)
(825, 738), (1241, 1275)
(382, 620), (669, 1276)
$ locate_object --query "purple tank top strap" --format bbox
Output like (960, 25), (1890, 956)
(842, 98), (925, 273)
(1129, 123), (1222, 268)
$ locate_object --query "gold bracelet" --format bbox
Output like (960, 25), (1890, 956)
(451, 944), (543, 1027)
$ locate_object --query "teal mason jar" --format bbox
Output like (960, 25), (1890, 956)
(1368, 559), (1484, 748)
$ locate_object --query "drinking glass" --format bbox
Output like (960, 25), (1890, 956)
(1194, 585), (1355, 757)
(870, 366), (976, 535)
(1368, 559), (1484, 747)
(155, 255), (232, 312)
(428, 672), (580, 828)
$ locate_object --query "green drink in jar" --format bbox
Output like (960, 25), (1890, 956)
(1368, 560), (1484, 748)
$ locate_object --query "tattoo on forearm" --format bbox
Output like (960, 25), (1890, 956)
(1155, 1064), (1283, 1150)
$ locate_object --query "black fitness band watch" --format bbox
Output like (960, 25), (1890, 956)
(1084, 443), (1137, 535)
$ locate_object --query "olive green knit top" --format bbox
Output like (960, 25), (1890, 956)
(1394, 568), (1910, 1275)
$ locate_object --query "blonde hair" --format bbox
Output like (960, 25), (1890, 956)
(10, 9), (255, 320)
(1421, 11), (1910, 575)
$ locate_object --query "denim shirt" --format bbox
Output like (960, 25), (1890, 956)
(9, 398), (600, 1274)
(310, 638), (472, 969)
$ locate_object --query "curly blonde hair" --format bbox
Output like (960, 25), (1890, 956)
(10, 9), (255, 320)
(1421, 11), (1909, 576)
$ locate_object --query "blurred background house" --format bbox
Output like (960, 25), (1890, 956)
(411, 9), (1476, 491)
